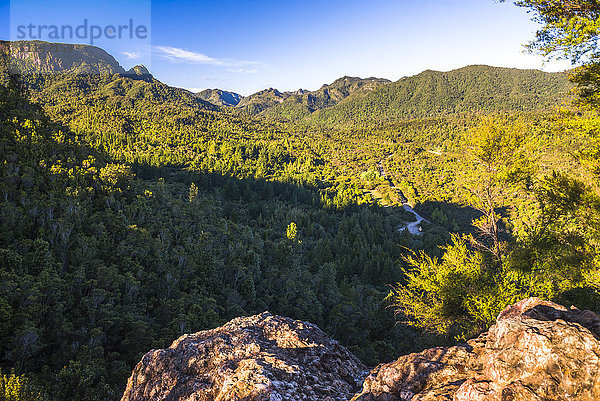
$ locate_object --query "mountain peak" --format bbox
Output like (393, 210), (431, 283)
(124, 64), (152, 79)
(196, 88), (243, 107)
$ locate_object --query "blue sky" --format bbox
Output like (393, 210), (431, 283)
(1, 0), (572, 95)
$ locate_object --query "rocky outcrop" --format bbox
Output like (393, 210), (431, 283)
(1, 40), (152, 78)
(5, 40), (125, 75)
(352, 298), (600, 401)
(121, 299), (600, 401)
(121, 312), (367, 401)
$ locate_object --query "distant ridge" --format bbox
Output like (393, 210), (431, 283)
(236, 87), (289, 114)
(196, 88), (243, 107)
(236, 76), (391, 118)
(2, 41), (572, 125)
(304, 65), (572, 125)
(233, 65), (572, 125)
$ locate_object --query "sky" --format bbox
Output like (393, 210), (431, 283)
(0, 0), (573, 95)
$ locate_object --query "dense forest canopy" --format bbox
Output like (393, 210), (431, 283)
(1, 3), (600, 397)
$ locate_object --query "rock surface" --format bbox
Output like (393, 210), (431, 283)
(1, 40), (152, 78)
(352, 297), (600, 401)
(5, 40), (125, 75)
(122, 299), (600, 401)
(121, 312), (367, 401)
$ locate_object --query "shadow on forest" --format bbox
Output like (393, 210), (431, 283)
(1, 70), (461, 400)
(418, 200), (511, 238)
(105, 159), (453, 363)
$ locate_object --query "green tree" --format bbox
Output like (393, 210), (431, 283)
(511, 1), (600, 108)
(189, 182), (199, 203)
(286, 222), (297, 241)
(512, 0), (600, 64)
(388, 234), (522, 339)
(464, 116), (529, 262)
(0, 369), (46, 401)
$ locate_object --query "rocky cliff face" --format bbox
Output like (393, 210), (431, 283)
(353, 297), (600, 401)
(2, 40), (151, 77)
(121, 312), (367, 401)
(122, 299), (600, 401)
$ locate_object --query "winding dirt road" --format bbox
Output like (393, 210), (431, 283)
(399, 204), (430, 236)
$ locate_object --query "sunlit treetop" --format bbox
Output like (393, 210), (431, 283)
(511, 0), (600, 63)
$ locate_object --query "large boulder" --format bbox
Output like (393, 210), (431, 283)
(352, 298), (600, 401)
(121, 312), (367, 401)
(121, 299), (600, 401)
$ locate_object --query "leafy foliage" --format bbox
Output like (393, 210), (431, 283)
(513, 0), (600, 63)
(0, 369), (46, 401)
(389, 235), (520, 339)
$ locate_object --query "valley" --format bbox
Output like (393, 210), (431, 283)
(1, 34), (599, 401)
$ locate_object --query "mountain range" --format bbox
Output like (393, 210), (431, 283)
(3, 41), (572, 127)
(229, 76), (391, 118)
(195, 67), (571, 126)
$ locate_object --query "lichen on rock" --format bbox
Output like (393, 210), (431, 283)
(121, 312), (367, 401)
(352, 297), (600, 401)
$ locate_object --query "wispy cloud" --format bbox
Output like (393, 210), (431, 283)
(123, 51), (143, 60)
(155, 46), (223, 65)
(226, 68), (258, 74)
(154, 46), (269, 72)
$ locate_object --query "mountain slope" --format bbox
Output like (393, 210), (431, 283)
(260, 76), (391, 121)
(1, 41), (225, 149)
(236, 76), (390, 118)
(303, 65), (572, 126)
(196, 88), (243, 106)
(236, 87), (290, 115)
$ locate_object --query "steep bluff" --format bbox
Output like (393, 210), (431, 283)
(122, 298), (600, 400)
(2, 40), (150, 77)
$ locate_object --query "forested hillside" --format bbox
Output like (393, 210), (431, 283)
(1, 39), (599, 401)
(304, 65), (573, 126)
(230, 65), (572, 125)
(256, 76), (391, 121)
